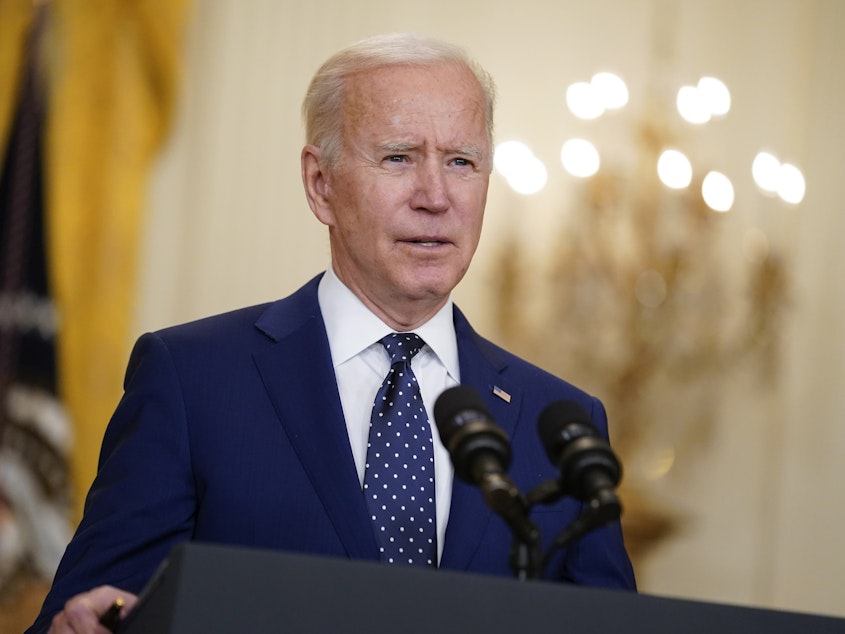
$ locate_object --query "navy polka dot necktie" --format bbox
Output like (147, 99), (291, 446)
(363, 332), (437, 567)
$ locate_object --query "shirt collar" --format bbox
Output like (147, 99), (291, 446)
(318, 268), (460, 379)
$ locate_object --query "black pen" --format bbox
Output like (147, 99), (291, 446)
(98, 597), (124, 632)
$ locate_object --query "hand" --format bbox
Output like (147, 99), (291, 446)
(48, 585), (138, 634)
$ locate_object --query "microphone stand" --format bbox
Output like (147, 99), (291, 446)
(476, 469), (543, 580)
(526, 481), (622, 571)
(480, 472), (622, 580)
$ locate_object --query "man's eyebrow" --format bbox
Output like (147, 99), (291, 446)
(451, 145), (484, 159)
(376, 143), (485, 159)
(378, 142), (416, 153)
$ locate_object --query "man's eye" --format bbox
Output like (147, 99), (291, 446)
(386, 155), (407, 163)
(453, 157), (472, 167)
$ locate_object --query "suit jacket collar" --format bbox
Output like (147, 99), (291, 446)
(252, 275), (520, 571)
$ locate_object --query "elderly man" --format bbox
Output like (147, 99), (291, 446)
(30, 33), (635, 633)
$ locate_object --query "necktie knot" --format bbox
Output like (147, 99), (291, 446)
(380, 332), (424, 365)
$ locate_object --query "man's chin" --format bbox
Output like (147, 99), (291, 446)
(398, 272), (459, 301)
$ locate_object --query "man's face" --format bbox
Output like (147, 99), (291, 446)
(309, 62), (491, 326)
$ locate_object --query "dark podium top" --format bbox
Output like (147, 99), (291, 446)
(119, 542), (845, 633)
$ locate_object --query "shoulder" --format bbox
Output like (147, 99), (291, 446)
(125, 275), (324, 376)
(145, 274), (324, 349)
(153, 303), (273, 346)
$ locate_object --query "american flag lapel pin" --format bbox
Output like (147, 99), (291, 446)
(492, 385), (511, 403)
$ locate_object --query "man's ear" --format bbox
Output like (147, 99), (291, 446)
(301, 144), (335, 226)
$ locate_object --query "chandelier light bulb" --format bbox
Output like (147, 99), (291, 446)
(752, 151), (781, 194)
(566, 81), (605, 120)
(561, 138), (601, 178)
(592, 72), (629, 110)
(677, 76), (730, 124)
(494, 140), (534, 174)
(657, 149), (693, 189)
(494, 141), (548, 195)
(751, 151), (806, 203)
(697, 76), (731, 116)
(778, 163), (806, 204)
(677, 85), (711, 124)
(702, 171), (734, 212)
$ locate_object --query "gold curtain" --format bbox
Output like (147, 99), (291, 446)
(0, 1), (32, 149)
(1, 0), (192, 519)
(47, 0), (192, 517)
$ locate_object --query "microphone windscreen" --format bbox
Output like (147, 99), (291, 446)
(433, 385), (491, 444)
(537, 400), (594, 462)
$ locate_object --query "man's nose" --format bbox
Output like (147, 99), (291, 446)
(410, 161), (449, 212)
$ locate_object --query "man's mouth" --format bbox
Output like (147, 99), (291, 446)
(412, 240), (443, 246)
(404, 237), (447, 247)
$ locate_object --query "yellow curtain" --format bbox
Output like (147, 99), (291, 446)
(0, 1), (33, 149)
(43, 0), (191, 517)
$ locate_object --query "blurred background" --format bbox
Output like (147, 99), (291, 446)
(1, 0), (843, 629)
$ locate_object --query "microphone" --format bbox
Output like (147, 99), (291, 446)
(433, 385), (512, 485)
(434, 386), (538, 548)
(537, 400), (622, 506)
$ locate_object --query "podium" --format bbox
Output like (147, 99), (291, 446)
(119, 542), (845, 633)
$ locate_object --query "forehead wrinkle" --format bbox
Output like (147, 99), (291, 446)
(343, 66), (490, 163)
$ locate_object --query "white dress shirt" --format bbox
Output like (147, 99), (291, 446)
(317, 268), (459, 562)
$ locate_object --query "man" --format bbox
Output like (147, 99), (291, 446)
(30, 33), (635, 633)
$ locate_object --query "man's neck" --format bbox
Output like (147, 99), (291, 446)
(331, 269), (449, 332)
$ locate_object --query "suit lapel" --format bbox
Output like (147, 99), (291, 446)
(440, 308), (523, 571)
(252, 278), (379, 560)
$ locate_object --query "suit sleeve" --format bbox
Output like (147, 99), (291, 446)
(26, 332), (197, 633)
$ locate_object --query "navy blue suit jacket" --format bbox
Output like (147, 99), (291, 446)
(29, 275), (635, 632)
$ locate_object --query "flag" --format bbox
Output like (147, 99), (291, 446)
(0, 1), (191, 626)
(0, 2), (73, 616)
